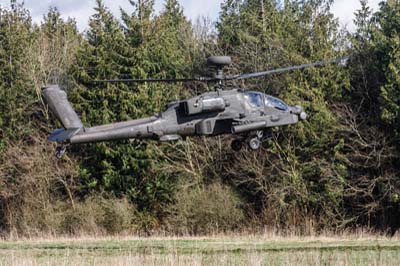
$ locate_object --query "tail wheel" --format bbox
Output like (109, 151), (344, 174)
(55, 145), (67, 159)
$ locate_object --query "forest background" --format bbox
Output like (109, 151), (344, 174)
(0, 0), (399, 237)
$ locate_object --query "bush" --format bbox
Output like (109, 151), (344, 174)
(166, 183), (245, 235)
(57, 195), (136, 235)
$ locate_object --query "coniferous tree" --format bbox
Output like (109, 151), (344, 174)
(215, 0), (350, 229)
(218, 0), (241, 50)
(0, 1), (34, 148)
(1, 0), (400, 235)
(71, 0), (148, 198)
(377, 0), (400, 144)
(70, 0), (182, 221)
(349, 0), (382, 119)
(122, 0), (154, 47)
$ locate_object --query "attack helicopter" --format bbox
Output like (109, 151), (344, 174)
(43, 56), (347, 158)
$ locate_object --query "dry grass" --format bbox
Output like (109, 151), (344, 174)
(0, 234), (399, 265)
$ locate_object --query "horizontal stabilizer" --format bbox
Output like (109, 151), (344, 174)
(48, 128), (81, 143)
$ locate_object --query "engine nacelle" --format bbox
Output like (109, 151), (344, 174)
(181, 97), (226, 115)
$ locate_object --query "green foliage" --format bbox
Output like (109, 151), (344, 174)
(0, 0), (400, 236)
(58, 195), (136, 235)
(69, 0), (195, 221)
(0, 3), (35, 142)
(376, 0), (400, 143)
(215, 0), (350, 230)
(70, 0), (165, 213)
(342, 0), (400, 230)
(167, 183), (245, 234)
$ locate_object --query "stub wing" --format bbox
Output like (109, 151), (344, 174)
(48, 128), (81, 143)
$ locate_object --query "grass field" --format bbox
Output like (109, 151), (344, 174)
(0, 235), (399, 265)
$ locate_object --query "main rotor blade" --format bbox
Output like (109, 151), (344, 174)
(93, 77), (214, 83)
(227, 57), (349, 81)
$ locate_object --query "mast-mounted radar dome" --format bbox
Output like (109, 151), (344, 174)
(207, 56), (232, 67)
(207, 56), (232, 80)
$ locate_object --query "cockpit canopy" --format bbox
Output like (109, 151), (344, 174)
(244, 91), (263, 107)
(265, 95), (289, 111)
(244, 91), (289, 111)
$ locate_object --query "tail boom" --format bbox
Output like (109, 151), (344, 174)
(43, 85), (165, 145)
(69, 123), (153, 144)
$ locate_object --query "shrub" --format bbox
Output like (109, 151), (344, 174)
(166, 183), (245, 235)
(58, 195), (136, 235)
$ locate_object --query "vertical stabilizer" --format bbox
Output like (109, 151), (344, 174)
(42, 85), (83, 129)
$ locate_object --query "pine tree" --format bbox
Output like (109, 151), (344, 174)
(0, 1), (34, 149)
(163, 0), (185, 28)
(121, 0), (154, 47)
(216, 0), (350, 229)
(218, 0), (241, 50)
(71, 0), (144, 197)
(70, 0), (183, 220)
(377, 0), (400, 143)
(154, 0), (192, 79)
(348, 0), (383, 120)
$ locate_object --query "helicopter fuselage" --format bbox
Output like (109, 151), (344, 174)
(44, 86), (306, 150)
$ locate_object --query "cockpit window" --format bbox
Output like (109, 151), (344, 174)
(244, 92), (263, 107)
(265, 96), (288, 111)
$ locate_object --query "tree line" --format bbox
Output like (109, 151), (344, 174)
(0, 0), (399, 236)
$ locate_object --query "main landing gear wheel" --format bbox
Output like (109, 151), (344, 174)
(55, 145), (67, 159)
(231, 130), (266, 151)
(231, 139), (243, 151)
(247, 130), (265, 150)
(248, 137), (261, 150)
